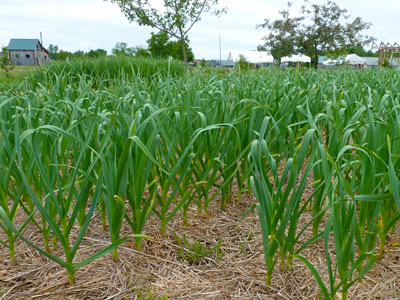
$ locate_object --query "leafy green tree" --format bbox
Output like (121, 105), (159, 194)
(88, 49), (108, 58)
(256, 45), (267, 51)
(133, 47), (151, 58)
(112, 42), (129, 56)
(168, 39), (194, 62)
(105, 0), (226, 72)
(48, 44), (59, 60)
(57, 50), (72, 61)
(112, 42), (137, 56)
(346, 45), (374, 57)
(112, 42), (152, 58)
(258, 1), (375, 68)
(73, 50), (85, 59)
(257, 3), (301, 61)
(147, 31), (171, 58)
(48, 48), (109, 61)
(147, 31), (194, 62)
(0, 47), (13, 77)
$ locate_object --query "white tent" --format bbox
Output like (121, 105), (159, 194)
(227, 50), (274, 64)
(322, 58), (338, 66)
(281, 53), (311, 63)
(345, 54), (366, 65)
(323, 54), (366, 66)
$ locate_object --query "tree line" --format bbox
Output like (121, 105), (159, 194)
(48, 31), (195, 62)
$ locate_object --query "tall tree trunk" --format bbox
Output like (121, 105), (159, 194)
(314, 44), (318, 70)
(180, 36), (188, 73)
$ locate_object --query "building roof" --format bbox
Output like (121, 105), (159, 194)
(361, 57), (379, 66)
(318, 56), (328, 64)
(227, 51), (274, 64)
(281, 53), (311, 63)
(320, 55), (380, 66)
(322, 54), (366, 66)
(8, 39), (41, 51)
(345, 54), (366, 65)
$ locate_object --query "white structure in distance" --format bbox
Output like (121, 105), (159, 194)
(227, 50), (274, 64)
(281, 53), (311, 63)
(323, 54), (367, 66)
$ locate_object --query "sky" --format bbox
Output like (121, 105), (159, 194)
(1, 0), (399, 60)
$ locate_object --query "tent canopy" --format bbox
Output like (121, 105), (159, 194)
(322, 58), (337, 66)
(281, 53), (311, 63)
(227, 51), (274, 64)
(345, 54), (366, 65)
(323, 54), (366, 65)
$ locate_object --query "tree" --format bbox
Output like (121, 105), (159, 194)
(88, 49), (108, 58)
(132, 46), (151, 58)
(147, 31), (171, 58)
(48, 44), (59, 60)
(73, 50), (85, 59)
(112, 42), (135, 56)
(168, 38), (194, 62)
(0, 47), (13, 77)
(57, 50), (72, 61)
(258, 1), (375, 68)
(345, 45), (374, 57)
(106, 0), (226, 72)
(257, 3), (301, 61)
(147, 31), (194, 61)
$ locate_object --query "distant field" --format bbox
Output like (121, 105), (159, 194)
(0, 57), (399, 300)
(0, 65), (36, 73)
(0, 65), (36, 84)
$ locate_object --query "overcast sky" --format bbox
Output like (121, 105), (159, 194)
(1, 0), (399, 59)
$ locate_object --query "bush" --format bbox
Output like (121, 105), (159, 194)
(236, 55), (251, 72)
(0, 47), (13, 77)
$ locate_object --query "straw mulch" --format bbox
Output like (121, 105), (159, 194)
(1, 187), (399, 300)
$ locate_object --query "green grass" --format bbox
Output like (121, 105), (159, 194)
(173, 231), (224, 263)
(0, 66), (34, 84)
(0, 288), (9, 297)
(136, 288), (182, 300)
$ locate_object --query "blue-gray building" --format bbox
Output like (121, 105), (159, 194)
(210, 59), (235, 68)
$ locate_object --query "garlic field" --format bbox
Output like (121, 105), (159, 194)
(0, 59), (399, 299)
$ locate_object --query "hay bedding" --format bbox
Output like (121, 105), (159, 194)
(1, 188), (399, 300)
